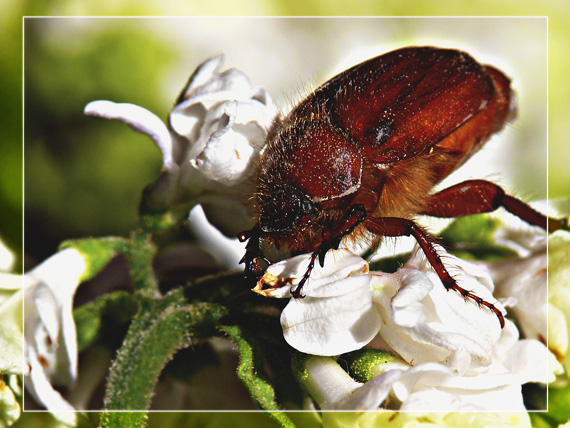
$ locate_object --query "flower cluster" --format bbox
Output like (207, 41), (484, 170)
(256, 240), (559, 411)
(1, 264), (23, 426)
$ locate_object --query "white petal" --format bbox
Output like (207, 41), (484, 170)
(0, 375), (20, 425)
(263, 250), (368, 292)
(390, 269), (433, 327)
(336, 362), (452, 410)
(26, 346), (76, 412)
(85, 100), (174, 167)
(187, 204), (246, 270)
(489, 244), (547, 341)
(181, 55), (225, 97)
(281, 273), (379, 356)
(400, 383), (526, 411)
(371, 250), (507, 373)
(503, 339), (556, 384)
(335, 369), (401, 410)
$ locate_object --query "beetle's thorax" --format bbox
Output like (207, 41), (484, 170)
(259, 118), (363, 203)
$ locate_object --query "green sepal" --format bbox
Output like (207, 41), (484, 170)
(291, 351), (314, 385)
(368, 253), (409, 274)
(137, 210), (181, 235)
(340, 349), (399, 383)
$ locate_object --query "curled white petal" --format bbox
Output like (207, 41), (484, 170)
(85, 100), (174, 167)
(181, 55), (225, 97)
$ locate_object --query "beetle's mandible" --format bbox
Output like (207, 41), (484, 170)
(238, 46), (569, 328)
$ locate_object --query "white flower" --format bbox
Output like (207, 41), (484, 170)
(1, 272), (23, 426)
(546, 230), (570, 378)
(0, 273), (23, 376)
(24, 248), (88, 415)
(484, 200), (570, 380)
(258, 246), (556, 411)
(85, 56), (278, 237)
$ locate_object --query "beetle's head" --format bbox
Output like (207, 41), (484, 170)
(238, 184), (320, 280)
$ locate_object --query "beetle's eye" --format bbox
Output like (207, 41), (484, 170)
(259, 193), (301, 233)
(258, 186), (315, 233)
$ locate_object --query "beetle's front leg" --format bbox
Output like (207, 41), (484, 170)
(291, 205), (367, 298)
(238, 226), (271, 281)
(366, 216), (506, 328)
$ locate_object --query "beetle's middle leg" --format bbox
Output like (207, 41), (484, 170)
(420, 179), (568, 232)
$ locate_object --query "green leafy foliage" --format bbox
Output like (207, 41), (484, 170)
(103, 289), (227, 410)
(439, 214), (518, 261)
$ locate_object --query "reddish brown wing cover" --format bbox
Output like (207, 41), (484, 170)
(298, 47), (496, 164)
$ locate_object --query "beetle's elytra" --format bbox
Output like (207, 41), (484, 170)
(238, 46), (569, 328)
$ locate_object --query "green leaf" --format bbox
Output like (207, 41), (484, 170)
(74, 291), (138, 352)
(60, 237), (128, 282)
(545, 384), (570, 425)
(221, 325), (296, 428)
(441, 214), (501, 244)
(439, 214), (518, 261)
(103, 289), (226, 411)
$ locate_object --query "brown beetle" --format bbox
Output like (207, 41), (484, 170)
(238, 46), (568, 328)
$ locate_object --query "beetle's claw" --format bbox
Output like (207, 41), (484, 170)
(239, 226), (271, 281)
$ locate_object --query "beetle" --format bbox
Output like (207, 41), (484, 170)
(238, 46), (568, 328)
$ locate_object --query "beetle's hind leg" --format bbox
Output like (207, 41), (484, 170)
(420, 179), (568, 232)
